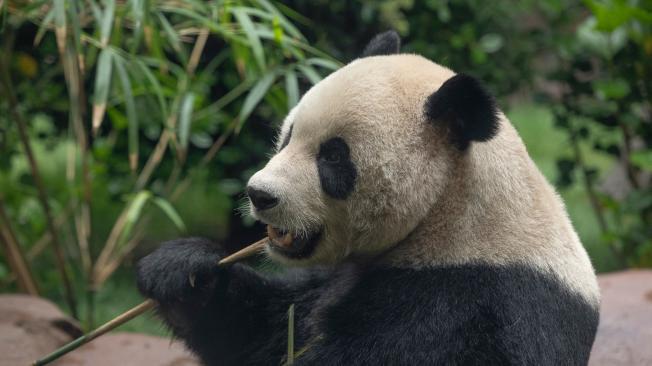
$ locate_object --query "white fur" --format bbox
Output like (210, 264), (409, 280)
(247, 54), (600, 305)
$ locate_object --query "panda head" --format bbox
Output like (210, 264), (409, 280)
(246, 31), (500, 266)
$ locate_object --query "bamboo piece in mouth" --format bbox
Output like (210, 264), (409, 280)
(32, 237), (269, 366)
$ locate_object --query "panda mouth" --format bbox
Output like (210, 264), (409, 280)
(266, 225), (322, 259)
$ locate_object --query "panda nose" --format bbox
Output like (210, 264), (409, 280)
(246, 186), (279, 210)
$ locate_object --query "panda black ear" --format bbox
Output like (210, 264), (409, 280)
(361, 30), (401, 57)
(425, 74), (499, 150)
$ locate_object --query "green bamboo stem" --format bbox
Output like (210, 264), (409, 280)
(33, 300), (156, 366)
(32, 237), (268, 366)
(0, 56), (78, 318)
(0, 197), (39, 295)
(287, 303), (295, 365)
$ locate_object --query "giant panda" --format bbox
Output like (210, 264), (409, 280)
(136, 31), (600, 365)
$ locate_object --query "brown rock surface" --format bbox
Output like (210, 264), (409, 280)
(0, 294), (80, 366)
(55, 333), (199, 366)
(590, 270), (652, 366)
(0, 294), (198, 366)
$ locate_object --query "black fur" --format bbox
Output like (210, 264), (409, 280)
(280, 124), (293, 150)
(361, 30), (401, 57)
(317, 137), (357, 199)
(137, 238), (599, 365)
(425, 74), (500, 150)
(137, 238), (295, 364)
(247, 187), (279, 210)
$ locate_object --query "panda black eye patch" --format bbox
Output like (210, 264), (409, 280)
(317, 137), (357, 199)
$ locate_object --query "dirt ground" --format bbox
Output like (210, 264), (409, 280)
(1, 270), (650, 366)
(589, 270), (652, 366)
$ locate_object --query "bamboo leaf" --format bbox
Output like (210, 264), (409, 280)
(194, 78), (253, 121)
(282, 36), (339, 62)
(92, 49), (114, 134)
(178, 92), (195, 151)
(151, 197), (186, 232)
(34, 8), (56, 46)
(129, 0), (145, 53)
(306, 57), (340, 71)
(160, 6), (243, 44)
(118, 191), (151, 249)
(147, 17), (166, 63)
(133, 59), (168, 117)
(232, 8), (266, 70)
(100, 0), (116, 47)
(238, 71), (276, 132)
(88, 0), (102, 23)
(272, 16), (283, 44)
(131, 0), (145, 34)
(53, 0), (66, 29)
(113, 56), (139, 172)
(67, 0), (84, 70)
(297, 64), (321, 84)
(284, 69), (299, 110)
(156, 12), (182, 53)
(53, 0), (66, 54)
(197, 49), (229, 80)
(255, 0), (304, 40)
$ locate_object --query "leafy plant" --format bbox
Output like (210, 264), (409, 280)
(282, 0), (575, 96)
(544, 0), (652, 267)
(0, 0), (339, 326)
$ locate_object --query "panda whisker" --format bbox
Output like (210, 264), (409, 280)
(235, 199), (253, 218)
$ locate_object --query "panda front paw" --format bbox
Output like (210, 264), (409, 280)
(136, 238), (225, 304)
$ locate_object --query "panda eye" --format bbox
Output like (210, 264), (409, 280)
(322, 150), (341, 164)
(317, 137), (356, 199)
(318, 137), (350, 165)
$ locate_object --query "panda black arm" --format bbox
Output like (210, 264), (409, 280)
(135, 238), (325, 365)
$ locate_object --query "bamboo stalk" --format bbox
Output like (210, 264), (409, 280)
(186, 27), (210, 77)
(94, 119), (238, 284)
(137, 27), (209, 189)
(33, 300), (156, 366)
(27, 201), (75, 261)
(287, 303), (295, 365)
(32, 237), (269, 366)
(0, 57), (78, 318)
(59, 34), (95, 320)
(0, 197), (39, 295)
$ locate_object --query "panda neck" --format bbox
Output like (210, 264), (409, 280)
(378, 123), (570, 269)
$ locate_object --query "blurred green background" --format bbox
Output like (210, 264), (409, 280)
(0, 0), (650, 335)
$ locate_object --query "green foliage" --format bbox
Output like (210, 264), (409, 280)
(283, 0), (576, 96)
(543, 0), (652, 267)
(0, 0), (338, 324)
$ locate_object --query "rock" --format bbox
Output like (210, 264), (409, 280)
(0, 294), (198, 366)
(0, 294), (81, 366)
(56, 333), (199, 366)
(590, 270), (652, 366)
